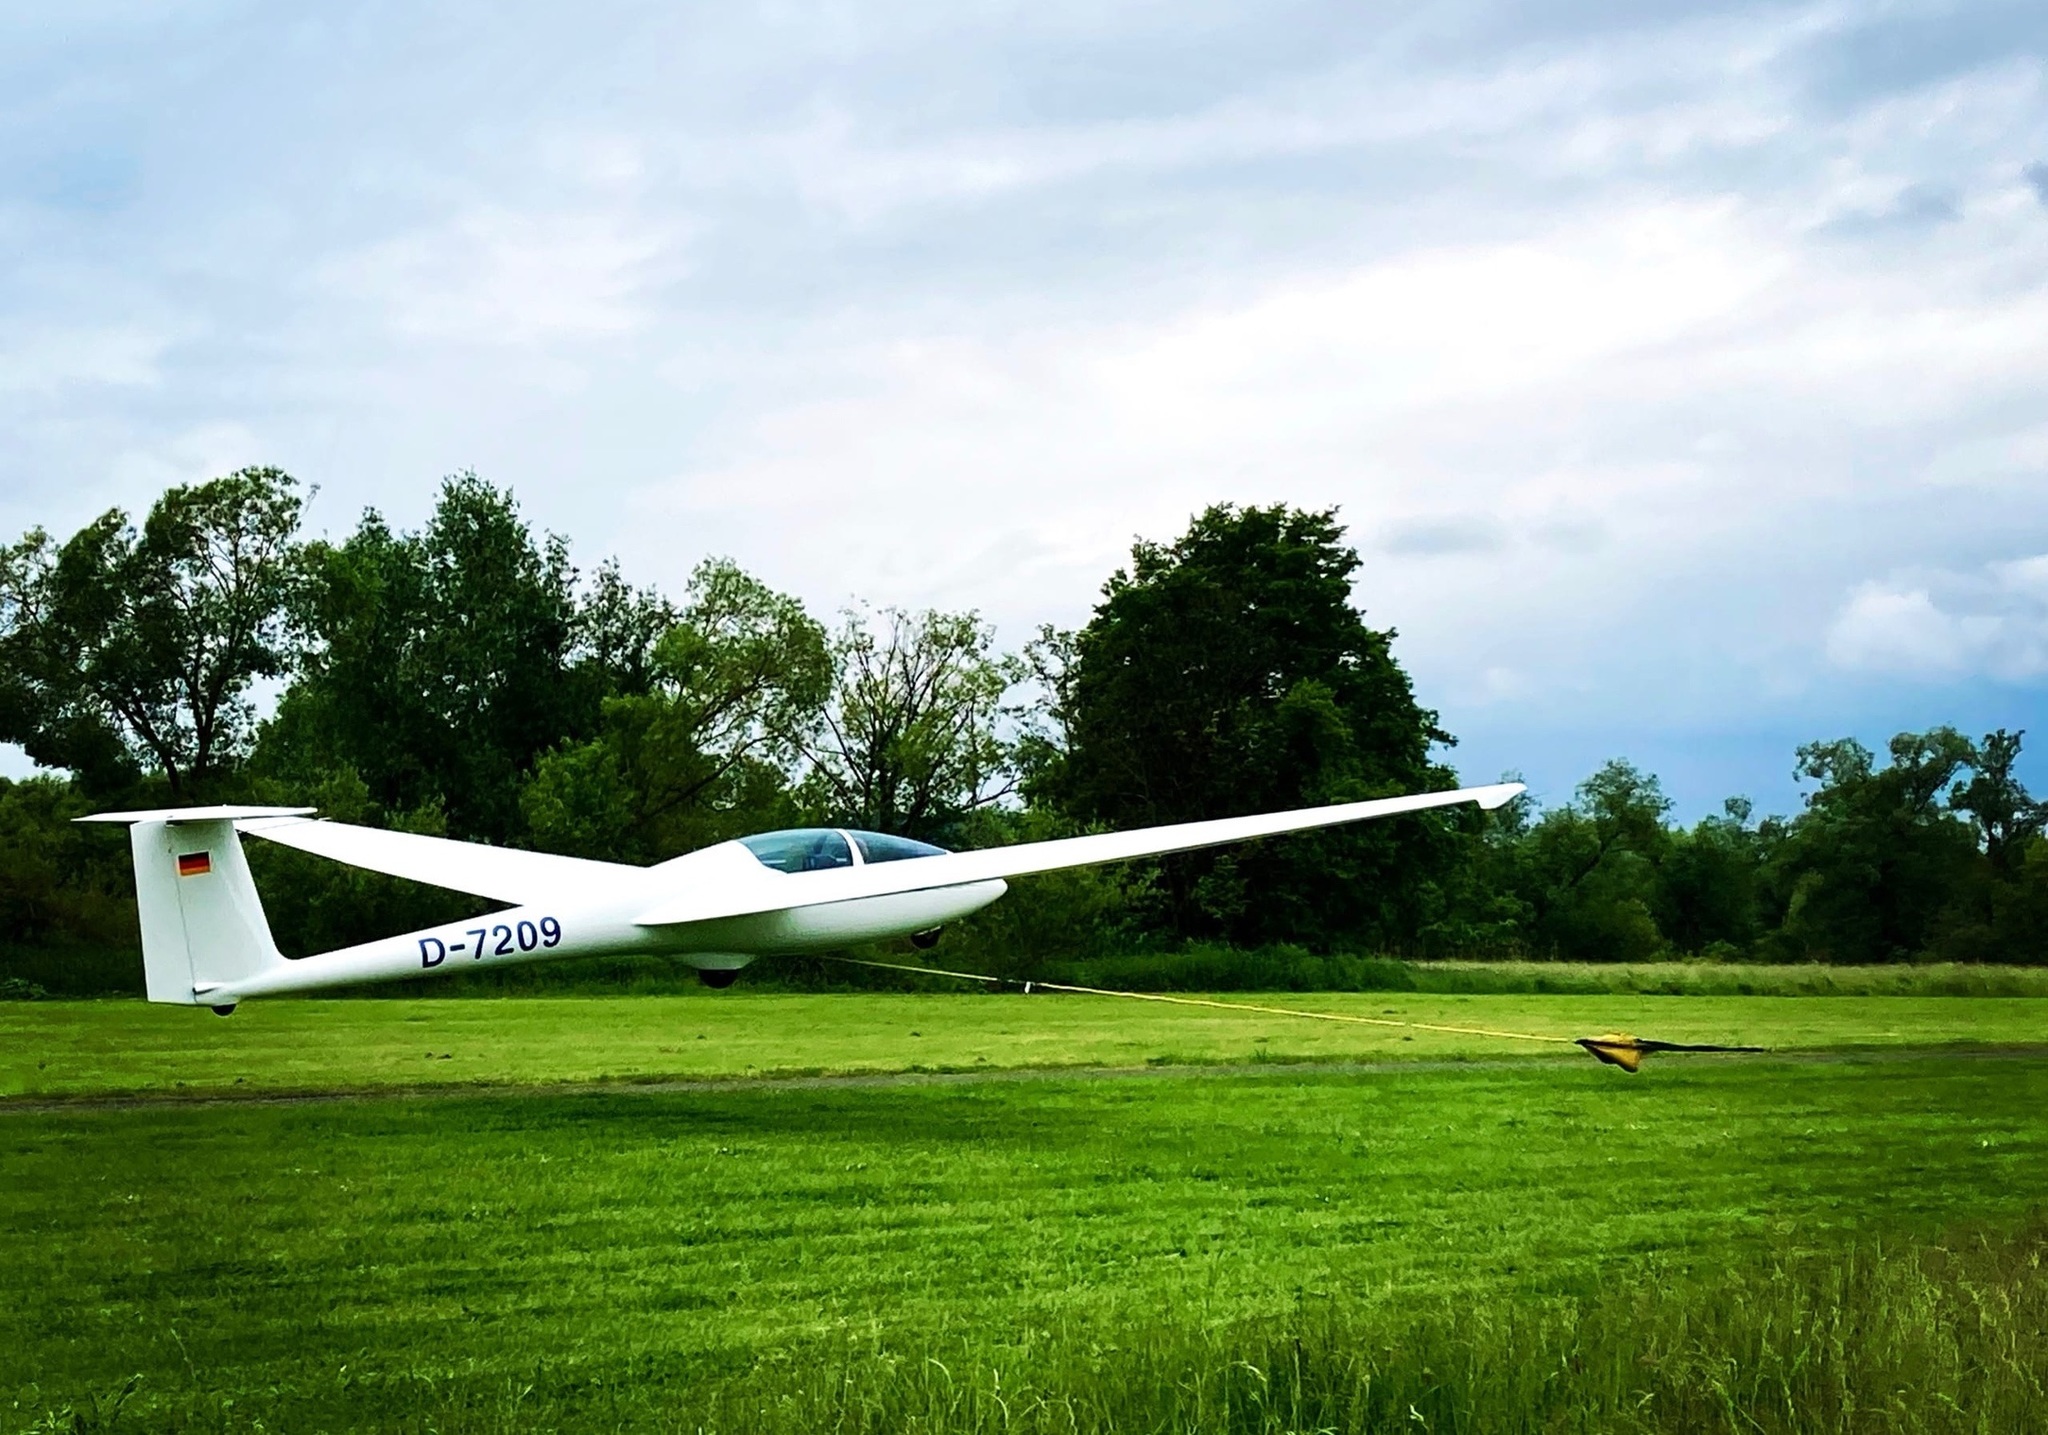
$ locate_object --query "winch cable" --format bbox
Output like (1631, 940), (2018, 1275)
(822, 955), (1765, 1072)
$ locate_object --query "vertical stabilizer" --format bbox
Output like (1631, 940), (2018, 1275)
(104, 813), (296, 1007)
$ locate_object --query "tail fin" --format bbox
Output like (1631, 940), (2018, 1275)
(79, 806), (311, 1008)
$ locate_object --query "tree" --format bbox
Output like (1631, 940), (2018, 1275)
(1953, 730), (2046, 878)
(1770, 730), (1982, 963)
(1051, 503), (1455, 946)
(0, 774), (137, 954)
(1013, 623), (1079, 811)
(574, 558), (679, 701)
(0, 467), (305, 797)
(1504, 762), (1672, 962)
(1660, 798), (1770, 956)
(260, 474), (660, 844)
(522, 559), (830, 862)
(801, 606), (1021, 842)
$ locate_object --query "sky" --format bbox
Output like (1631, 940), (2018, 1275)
(2, 0), (2045, 818)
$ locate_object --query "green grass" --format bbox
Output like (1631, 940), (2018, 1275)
(1407, 959), (2048, 997)
(7, 1056), (2048, 1431)
(4, 990), (2046, 1099)
(1409, 962), (2048, 994)
(6, 996), (2048, 1431)
(1046, 951), (2048, 997)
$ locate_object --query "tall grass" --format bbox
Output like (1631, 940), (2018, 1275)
(30, 1218), (2045, 1432)
(720, 1221), (2048, 1434)
(1409, 958), (2048, 998)
(16, 938), (2048, 1002)
(1041, 947), (2048, 998)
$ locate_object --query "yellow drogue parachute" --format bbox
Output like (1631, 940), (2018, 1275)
(1575, 1033), (1766, 1072)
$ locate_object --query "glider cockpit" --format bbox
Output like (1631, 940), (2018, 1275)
(739, 829), (949, 873)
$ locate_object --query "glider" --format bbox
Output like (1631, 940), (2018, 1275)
(80, 782), (1523, 1013)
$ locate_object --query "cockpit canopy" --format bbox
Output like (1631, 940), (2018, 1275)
(739, 828), (949, 873)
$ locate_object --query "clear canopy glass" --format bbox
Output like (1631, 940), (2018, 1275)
(739, 829), (854, 873)
(850, 831), (949, 864)
(738, 828), (950, 872)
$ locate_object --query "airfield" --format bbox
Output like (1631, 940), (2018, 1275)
(7, 983), (2048, 1432)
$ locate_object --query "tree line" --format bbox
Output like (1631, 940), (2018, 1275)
(2, 467), (2043, 993)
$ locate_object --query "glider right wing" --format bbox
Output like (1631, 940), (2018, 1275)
(635, 781), (1525, 927)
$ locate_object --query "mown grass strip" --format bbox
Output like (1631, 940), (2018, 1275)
(6, 991), (2044, 1099)
(6, 1057), (2048, 1431)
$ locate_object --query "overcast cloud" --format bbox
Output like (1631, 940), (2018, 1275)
(2, 0), (2045, 815)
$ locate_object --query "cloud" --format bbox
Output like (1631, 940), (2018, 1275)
(108, 423), (272, 503)
(320, 208), (680, 346)
(1826, 557), (2048, 680)
(1375, 515), (1509, 556)
(5, 0), (2048, 815)
(0, 325), (167, 395)
(1818, 182), (1961, 235)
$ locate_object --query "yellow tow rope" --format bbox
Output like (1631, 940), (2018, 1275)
(825, 956), (1764, 1072)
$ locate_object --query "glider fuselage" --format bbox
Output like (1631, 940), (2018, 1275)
(211, 838), (1008, 1003)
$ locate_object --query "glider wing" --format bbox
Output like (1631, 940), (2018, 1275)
(636, 781), (1523, 927)
(234, 816), (646, 905)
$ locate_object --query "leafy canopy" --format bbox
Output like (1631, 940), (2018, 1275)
(800, 606), (1022, 844)
(262, 473), (667, 844)
(522, 559), (831, 863)
(1051, 503), (1455, 946)
(0, 467), (303, 797)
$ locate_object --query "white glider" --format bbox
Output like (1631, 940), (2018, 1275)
(80, 782), (1524, 1012)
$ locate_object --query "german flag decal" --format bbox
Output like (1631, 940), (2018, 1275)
(176, 851), (212, 878)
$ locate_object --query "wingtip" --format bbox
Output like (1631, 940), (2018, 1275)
(1475, 782), (1526, 810)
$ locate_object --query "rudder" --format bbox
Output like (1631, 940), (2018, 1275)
(74, 806), (310, 1007)
(129, 818), (283, 1006)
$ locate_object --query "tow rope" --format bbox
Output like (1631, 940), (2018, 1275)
(823, 956), (1765, 1072)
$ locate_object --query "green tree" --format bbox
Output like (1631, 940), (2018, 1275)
(574, 558), (679, 701)
(1051, 504), (1454, 946)
(1984, 837), (2048, 964)
(1412, 780), (1538, 958)
(1508, 762), (1672, 962)
(1953, 730), (2046, 878)
(1659, 798), (1771, 956)
(0, 776), (136, 951)
(1930, 729), (2048, 964)
(522, 559), (829, 862)
(0, 468), (305, 797)
(801, 606), (1021, 843)
(262, 474), (661, 844)
(1770, 730), (1982, 963)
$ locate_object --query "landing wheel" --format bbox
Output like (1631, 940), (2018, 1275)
(910, 927), (943, 950)
(696, 968), (740, 989)
(210, 1004), (237, 1017)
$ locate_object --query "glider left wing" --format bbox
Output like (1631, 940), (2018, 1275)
(635, 781), (1524, 928)
(235, 816), (646, 905)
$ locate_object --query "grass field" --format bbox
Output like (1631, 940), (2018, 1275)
(6, 993), (2048, 1431)
(6, 989), (2047, 1100)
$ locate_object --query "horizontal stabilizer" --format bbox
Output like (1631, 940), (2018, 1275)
(77, 805), (316, 826)
(235, 816), (645, 905)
